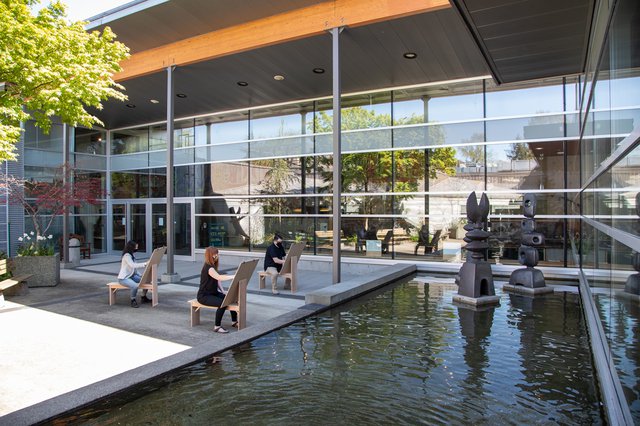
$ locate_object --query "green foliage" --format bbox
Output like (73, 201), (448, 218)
(506, 143), (535, 160)
(17, 232), (54, 256)
(0, 0), (129, 160)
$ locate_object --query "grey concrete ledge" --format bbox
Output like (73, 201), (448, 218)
(1, 264), (415, 425)
(305, 263), (417, 306)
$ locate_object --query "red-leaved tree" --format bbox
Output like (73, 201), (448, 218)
(1, 163), (103, 238)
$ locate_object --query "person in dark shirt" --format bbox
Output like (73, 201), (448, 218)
(263, 234), (286, 294)
(198, 246), (236, 333)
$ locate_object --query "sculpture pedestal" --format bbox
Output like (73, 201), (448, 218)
(453, 294), (501, 306)
(502, 283), (554, 296)
(508, 267), (546, 289)
(624, 274), (640, 295)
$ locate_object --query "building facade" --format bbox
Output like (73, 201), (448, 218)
(2, 0), (638, 421)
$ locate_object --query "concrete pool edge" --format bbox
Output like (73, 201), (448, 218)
(1, 264), (416, 425)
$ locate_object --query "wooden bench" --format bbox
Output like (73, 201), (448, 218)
(189, 258), (258, 330)
(107, 247), (166, 307)
(0, 274), (33, 307)
(258, 242), (305, 293)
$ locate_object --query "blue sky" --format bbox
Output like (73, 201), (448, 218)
(32, 0), (131, 22)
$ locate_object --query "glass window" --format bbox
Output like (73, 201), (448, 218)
(111, 128), (148, 155)
(23, 122), (64, 151)
(393, 79), (483, 124)
(196, 111), (249, 145)
(486, 141), (565, 190)
(73, 128), (106, 155)
(250, 103), (313, 139)
(485, 79), (564, 118)
(195, 162), (248, 196)
(249, 158), (303, 195)
(111, 172), (149, 199)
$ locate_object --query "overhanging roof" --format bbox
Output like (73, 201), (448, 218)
(451, 0), (594, 83)
(96, 8), (490, 129)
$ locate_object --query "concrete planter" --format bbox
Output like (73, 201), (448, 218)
(13, 253), (60, 287)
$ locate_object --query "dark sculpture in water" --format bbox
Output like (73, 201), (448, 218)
(624, 193), (640, 295)
(456, 191), (497, 302)
(508, 193), (547, 289)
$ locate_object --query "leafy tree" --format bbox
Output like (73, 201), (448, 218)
(0, 0), (129, 160)
(505, 142), (535, 160)
(2, 163), (103, 237)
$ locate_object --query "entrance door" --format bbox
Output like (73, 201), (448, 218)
(130, 203), (147, 253)
(151, 202), (193, 259)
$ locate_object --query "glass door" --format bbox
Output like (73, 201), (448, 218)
(130, 203), (147, 253)
(112, 204), (126, 252)
(152, 202), (193, 259)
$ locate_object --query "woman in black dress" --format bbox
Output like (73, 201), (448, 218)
(198, 246), (237, 333)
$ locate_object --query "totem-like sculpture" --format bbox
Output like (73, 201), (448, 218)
(454, 192), (500, 306)
(624, 193), (640, 295)
(505, 193), (552, 295)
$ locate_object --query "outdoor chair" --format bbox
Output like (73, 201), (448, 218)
(381, 230), (393, 254)
(258, 242), (305, 293)
(415, 229), (442, 255)
(189, 259), (259, 329)
(107, 246), (166, 307)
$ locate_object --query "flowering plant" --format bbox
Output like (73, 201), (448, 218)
(17, 232), (54, 257)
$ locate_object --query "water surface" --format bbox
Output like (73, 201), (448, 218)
(80, 279), (603, 425)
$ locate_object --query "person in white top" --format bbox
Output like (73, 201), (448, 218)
(117, 240), (148, 308)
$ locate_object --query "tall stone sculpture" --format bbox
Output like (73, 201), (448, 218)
(624, 193), (640, 295)
(505, 193), (553, 295)
(454, 192), (500, 306)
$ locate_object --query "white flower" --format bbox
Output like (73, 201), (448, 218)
(23, 233), (28, 237)
(18, 237), (23, 242)
(30, 231), (34, 236)
(48, 235), (53, 239)
(26, 236), (31, 241)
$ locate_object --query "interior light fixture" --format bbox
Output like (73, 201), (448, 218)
(273, 75), (285, 81)
(313, 68), (325, 74)
(176, 93), (187, 98)
(150, 99), (160, 104)
(126, 104), (136, 108)
(237, 81), (249, 86)
(403, 52), (418, 59)
(535, 147), (543, 150)
(557, 151), (564, 155)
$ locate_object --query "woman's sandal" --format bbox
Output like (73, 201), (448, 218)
(213, 326), (229, 334)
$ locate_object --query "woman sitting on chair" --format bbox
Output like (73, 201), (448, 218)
(117, 240), (148, 308)
(198, 247), (237, 333)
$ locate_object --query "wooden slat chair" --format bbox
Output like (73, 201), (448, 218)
(0, 258), (32, 308)
(258, 242), (306, 293)
(107, 247), (166, 307)
(189, 258), (259, 330)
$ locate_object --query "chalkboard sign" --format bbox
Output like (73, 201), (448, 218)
(209, 223), (226, 247)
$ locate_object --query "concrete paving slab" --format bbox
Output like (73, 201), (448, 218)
(0, 301), (189, 416)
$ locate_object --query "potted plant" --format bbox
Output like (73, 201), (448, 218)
(13, 232), (59, 287)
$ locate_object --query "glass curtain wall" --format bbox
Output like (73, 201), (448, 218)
(577, 0), (640, 420)
(108, 75), (604, 267)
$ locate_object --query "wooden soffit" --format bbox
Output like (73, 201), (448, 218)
(114, 0), (450, 81)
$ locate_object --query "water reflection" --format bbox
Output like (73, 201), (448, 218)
(69, 279), (603, 425)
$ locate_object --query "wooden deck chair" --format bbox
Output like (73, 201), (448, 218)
(107, 246), (167, 307)
(258, 242), (305, 293)
(189, 258), (258, 329)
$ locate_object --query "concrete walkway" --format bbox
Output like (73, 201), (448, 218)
(0, 255), (354, 417)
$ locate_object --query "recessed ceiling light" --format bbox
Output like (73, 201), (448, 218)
(237, 81), (248, 86)
(150, 99), (159, 104)
(313, 68), (325, 74)
(126, 104), (136, 108)
(273, 75), (285, 81)
(535, 147), (543, 150)
(403, 52), (417, 59)
(176, 93), (187, 98)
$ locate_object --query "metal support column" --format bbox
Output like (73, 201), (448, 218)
(163, 65), (180, 282)
(331, 27), (342, 284)
(61, 124), (70, 266)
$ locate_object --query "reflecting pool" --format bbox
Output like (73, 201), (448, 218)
(76, 279), (603, 425)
